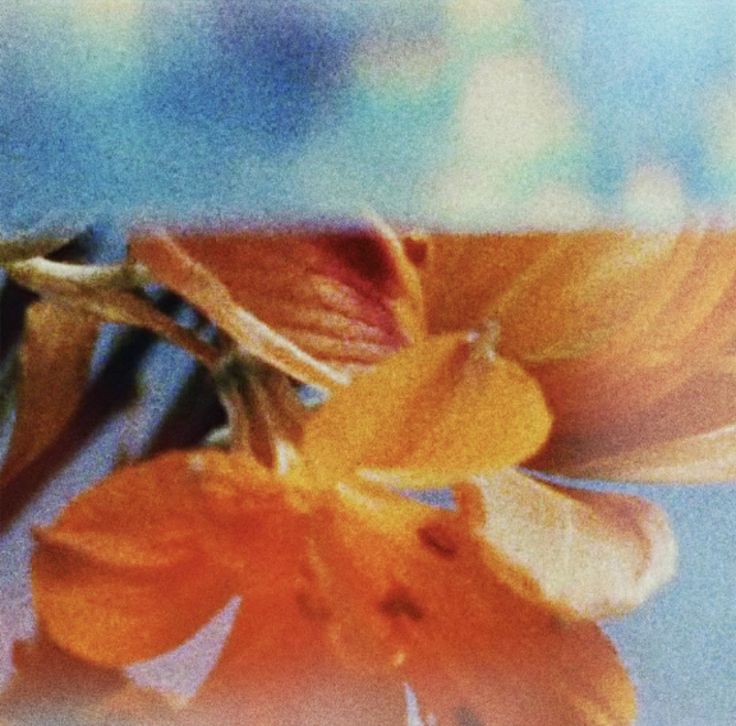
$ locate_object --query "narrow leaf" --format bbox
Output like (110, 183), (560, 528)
(1, 301), (99, 487)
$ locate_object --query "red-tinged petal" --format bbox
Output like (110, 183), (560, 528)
(301, 332), (552, 487)
(128, 232), (345, 388)
(129, 226), (425, 380)
(31, 450), (260, 667)
(311, 483), (636, 726)
(1, 301), (98, 486)
(456, 471), (676, 618)
(558, 422), (736, 483)
(188, 587), (407, 726)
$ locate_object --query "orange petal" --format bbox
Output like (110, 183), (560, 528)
(130, 225), (425, 381)
(524, 228), (736, 462)
(189, 587), (407, 726)
(312, 483), (636, 726)
(31, 451), (252, 667)
(413, 229), (736, 462)
(405, 231), (559, 335)
(408, 607), (634, 726)
(410, 229), (685, 361)
(0, 636), (177, 726)
(301, 332), (552, 487)
(1, 301), (98, 486)
(415, 230), (736, 448)
(456, 471), (676, 618)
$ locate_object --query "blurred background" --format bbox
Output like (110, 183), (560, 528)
(1, 1), (736, 724)
(4, 0), (736, 232)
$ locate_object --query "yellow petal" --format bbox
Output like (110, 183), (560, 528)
(456, 471), (676, 618)
(311, 483), (636, 726)
(301, 332), (552, 487)
(130, 226), (425, 381)
(32, 451), (247, 667)
(1, 301), (98, 486)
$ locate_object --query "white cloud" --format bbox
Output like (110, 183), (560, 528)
(456, 54), (577, 167)
(447, 0), (523, 32)
(621, 164), (687, 231)
(523, 183), (598, 229)
(422, 53), (584, 228)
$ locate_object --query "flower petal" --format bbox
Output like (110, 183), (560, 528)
(189, 587), (407, 726)
(521, 228), (736, 464)
(313, 483), (636, 726)
(301, 332), (552, 487)
(413, 229), (736, 469)
(408, 231), (565, 335)
(130, 225), (425, 381)
(0, 636), (177, 726)
(456, 470), (676, 618)
(558, 422), (736, 483)
(410, 229), (684, 359)
(1, 301), (98, 486)
(32, 451), (253, 667)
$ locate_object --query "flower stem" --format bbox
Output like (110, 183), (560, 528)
(0, 236), (72, 264)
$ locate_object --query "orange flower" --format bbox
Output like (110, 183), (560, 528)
(25, 226), (688, 725)
(129, 225), (679, 616)
(129, 223), (736, 483)
(412, 228), (736, 482)
(128, 224), (425, 386)
(32, 332), (643, 726)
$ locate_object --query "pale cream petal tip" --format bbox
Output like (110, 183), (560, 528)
(461, 471), (678, 620)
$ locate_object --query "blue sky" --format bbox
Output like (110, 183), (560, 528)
(4, 0), (736, 231)
(2, 2), (736, 723)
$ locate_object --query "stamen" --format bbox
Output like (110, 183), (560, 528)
(212, 353), (254, 453)
(467, 319), (501, 362)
